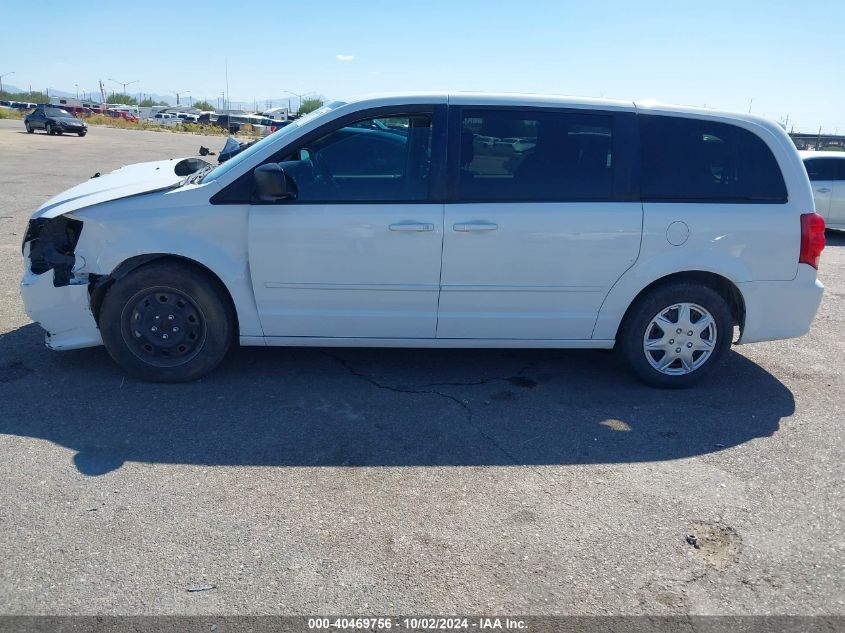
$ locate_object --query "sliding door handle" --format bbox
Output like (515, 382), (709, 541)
(453, 222), (498, 232)
(816, 187), (831, 193)
(389, 222), (434, 232)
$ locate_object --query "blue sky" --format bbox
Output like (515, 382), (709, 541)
(1, 0), (843, 131)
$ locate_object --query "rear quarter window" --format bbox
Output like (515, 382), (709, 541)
(640, 115), (788, 203)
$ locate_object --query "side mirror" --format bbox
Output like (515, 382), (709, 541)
(253, 163), (290, 202)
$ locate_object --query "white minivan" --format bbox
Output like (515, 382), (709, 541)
(20, 94), (826, 387)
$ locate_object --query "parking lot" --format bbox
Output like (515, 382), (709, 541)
(0, 118), (842, 615)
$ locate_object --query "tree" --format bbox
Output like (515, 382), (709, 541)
(139, 97), (169, 107)
(192, 100), (215, 111)
(298, 97), (324, 115)
(0, 90), (48, 103)
(110, 93), (138, 105)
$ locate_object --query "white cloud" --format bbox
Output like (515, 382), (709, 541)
(336, 54), (355, 62)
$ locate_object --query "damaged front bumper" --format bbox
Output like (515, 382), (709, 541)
(20, 267), (102, 350)
(20, 216), (102, 351)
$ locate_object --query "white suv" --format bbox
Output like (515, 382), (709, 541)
(20, 94), (826, 387)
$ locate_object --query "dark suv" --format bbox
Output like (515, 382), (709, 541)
(24, 105), (88, 137)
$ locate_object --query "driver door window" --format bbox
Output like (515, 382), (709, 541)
(278, 114), (433, 202)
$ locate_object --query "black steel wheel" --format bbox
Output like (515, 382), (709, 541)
(100, 260), (235, 382)
(121, 288), (208, 368)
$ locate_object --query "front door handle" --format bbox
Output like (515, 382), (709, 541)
(389, 222), (434, 232)
(453, 222), (499, 232)
(816, 187), (832, 193)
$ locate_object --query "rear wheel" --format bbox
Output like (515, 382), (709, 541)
(25, 122), (33, 133)
(99, 261), (235, 382)
(618, 282), (732, 388)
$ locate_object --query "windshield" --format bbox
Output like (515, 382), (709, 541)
(202, 101), (347, 184)
(45, 108), (72, 117)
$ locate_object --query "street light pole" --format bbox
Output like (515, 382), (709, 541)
(108, 78), (138, 99)
(0, 71), (14, 95)
(173, 90), (190, 106)
(282, 90), (316, 113)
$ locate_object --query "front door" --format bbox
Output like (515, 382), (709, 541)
(438, 107), (642, 340)
(248, 109), (446, 339)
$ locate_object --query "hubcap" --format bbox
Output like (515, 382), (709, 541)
(121, 288), (206, 367)
(643, 302), (717, 376)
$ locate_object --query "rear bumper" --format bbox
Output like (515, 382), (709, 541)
(737, 264), (824, 344)
(20, 270), (102, 350)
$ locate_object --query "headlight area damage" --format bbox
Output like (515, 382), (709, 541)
(18, 156), (214, 351)
(20, 215), (104, 350)
(24, 216), (84, 286)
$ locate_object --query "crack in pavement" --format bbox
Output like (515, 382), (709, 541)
(414, 364), (535, 389)
(321, 351), (526, 465)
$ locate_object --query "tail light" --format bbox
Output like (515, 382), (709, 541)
(799, 212), (826, 269)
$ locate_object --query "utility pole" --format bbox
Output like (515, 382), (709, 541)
(172, 90), (190, 105)
(748, 97), (753, 113)
(224, 58), (230, 113)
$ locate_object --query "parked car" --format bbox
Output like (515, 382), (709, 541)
(24, 105), (87, 136)
(62, 105), (93, 117)
(801, 151), (845, 230)
(150, 112), (180, 124)
(20, 94), (825, 386)
(104, 109), (139, 123)
(493, 136), (537, 155)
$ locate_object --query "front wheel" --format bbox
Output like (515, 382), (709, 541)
(78, 131), (86, 137)
(25, 122), (33, 133)
(618, 282), (732, 388)
(99, 261), (235, 382)
(45, 123), (53, 135)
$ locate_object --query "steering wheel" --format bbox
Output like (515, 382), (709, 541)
(307, 151), (339, 195)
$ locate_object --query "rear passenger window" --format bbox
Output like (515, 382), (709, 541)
(640, 115), (787, 202)
(804, 158), (838, 181)
(458, 109), (613, 201)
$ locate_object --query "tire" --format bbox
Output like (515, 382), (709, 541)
(99, 260), (235, 382)
(25, 122), (33, 133)
(46, 123), (53, 135)
(78, 131), (86, 137)
(618, 282), (732, 388)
